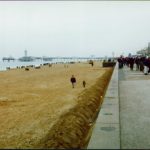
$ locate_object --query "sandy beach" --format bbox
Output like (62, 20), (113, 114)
(0, 61), (113, 148)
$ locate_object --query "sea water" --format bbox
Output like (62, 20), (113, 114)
(0, 58), (89, 71)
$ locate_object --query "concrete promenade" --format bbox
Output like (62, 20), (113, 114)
(119, 66), (150, 149)
(88, 64), (150, 149)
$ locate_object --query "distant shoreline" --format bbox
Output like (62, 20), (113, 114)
(0, 58), (104, 71)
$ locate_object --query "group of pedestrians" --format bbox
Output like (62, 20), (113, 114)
(118, 56), (150, 75)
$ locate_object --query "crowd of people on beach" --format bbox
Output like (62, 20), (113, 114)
(117, 56), (150, 75)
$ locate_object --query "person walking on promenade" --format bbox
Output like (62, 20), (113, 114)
(147, 57), (150, 73)
(117, 57), (124, 69)
(143, 57), (149, 75)
(129, 57), (134, 71)
(135, 57), (140, 71)
(70, 75), (76, 88)
(82, 80), (86, 88)
(139, 57), (144, 72)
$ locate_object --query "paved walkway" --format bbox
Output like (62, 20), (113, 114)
(119, 66), (150, 149)
(88, 65), (150, 149)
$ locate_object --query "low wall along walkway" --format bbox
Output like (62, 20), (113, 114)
(87, 63), (120, 149)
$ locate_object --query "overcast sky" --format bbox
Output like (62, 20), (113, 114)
(0, 1), (150, 59)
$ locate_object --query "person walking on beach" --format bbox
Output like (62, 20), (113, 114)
(82, 80), (86, 88)
(70, 75), (76, 88)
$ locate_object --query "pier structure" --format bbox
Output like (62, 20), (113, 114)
(25, 56), (104, 62)
(2, 57), (15, 62)
(18, 50), (35, 62)
(2, 54), (107, 63)
(49, 56), (104, 62)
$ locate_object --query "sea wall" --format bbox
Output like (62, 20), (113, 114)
(87, 63), (120, 149)
(102, 61), (116, 67)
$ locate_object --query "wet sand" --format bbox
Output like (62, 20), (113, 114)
(0, 61), (112, 148)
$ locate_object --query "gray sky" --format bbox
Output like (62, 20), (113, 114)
(0, 1), (150, 59)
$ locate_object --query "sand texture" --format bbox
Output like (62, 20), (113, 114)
(0, 61), (113, 148)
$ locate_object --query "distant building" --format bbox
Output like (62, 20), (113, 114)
(137, 49), (148, 56)
(137, 43), (150, 56)
(148, 42), (150, 54)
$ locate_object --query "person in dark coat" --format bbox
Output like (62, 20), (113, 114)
(70, 75), (76, 88)
(135, 57), (140, 71)
(117, 57), (123, 69)
(139, 57), (144, 71)
(129, 57), (134, 71)
(82, 80), (86, 88)
(143, 57), (149, 75)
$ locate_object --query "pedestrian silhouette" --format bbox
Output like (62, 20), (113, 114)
(70, 75), (76, 88)
(82, 80), (86, 88)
